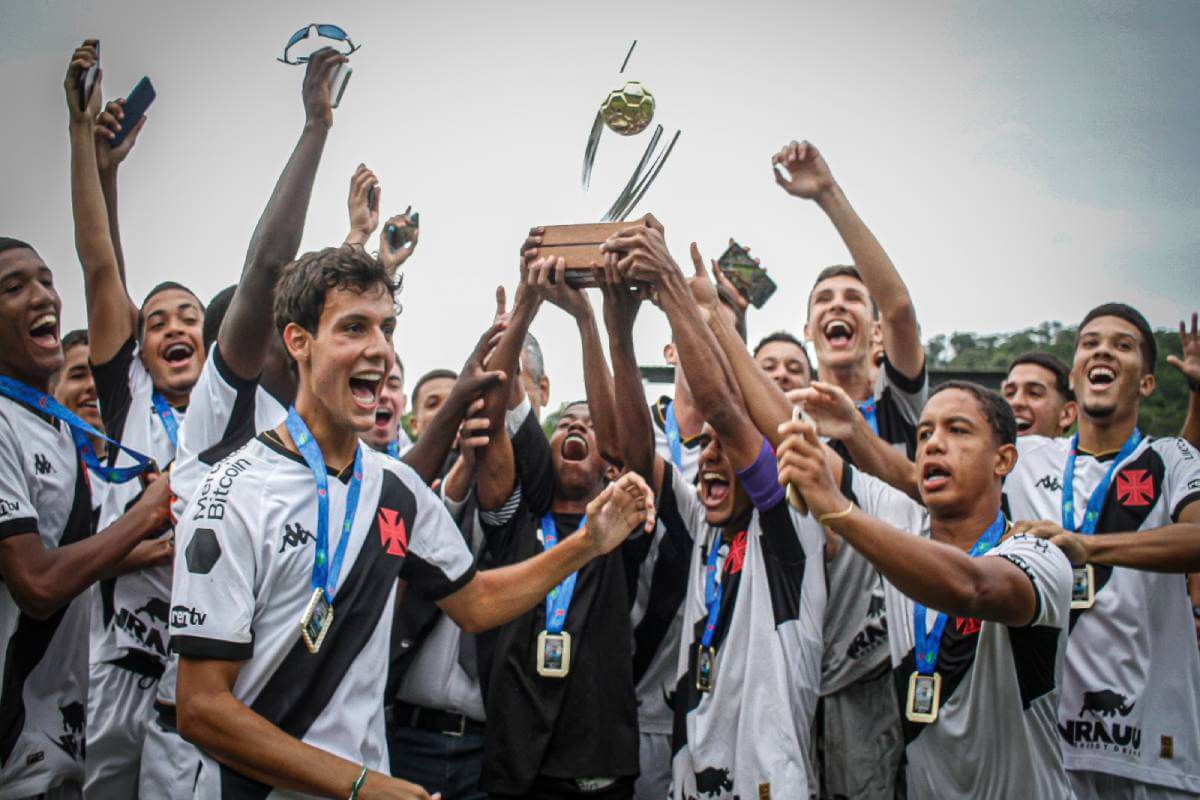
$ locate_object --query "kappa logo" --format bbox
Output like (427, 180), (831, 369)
(1035, 474), (1062, 492)
(1189, 478), (1200, 491)
(377, 508), (408, 556)
(0, 498), (18, 519)
(279, 522), (315, 553)
(1116, 469), (1155, 508)
(171, 604), (208, 629)
(33, 453), (53, 475)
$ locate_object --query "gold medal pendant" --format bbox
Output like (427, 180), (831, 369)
(1071, 564), (1095, 610)
(696, 645), (716, 692)
(536, 630), (571, 678)
(905, 671), (942, 724)
(300, 588), (333, 654)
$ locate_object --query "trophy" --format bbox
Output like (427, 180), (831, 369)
(581, 41), (681, 222)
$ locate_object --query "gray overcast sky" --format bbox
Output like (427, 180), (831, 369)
(2, 0), (1197, 405)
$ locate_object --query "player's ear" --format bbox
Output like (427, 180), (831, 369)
(995, 442), (1018, 479)
(1138, 372), (1156, 399)
(663, 342), (677, 365)
(282, 322), (313, 368)
(1059, 401), (1078, 435)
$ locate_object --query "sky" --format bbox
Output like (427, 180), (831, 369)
(2, 0), (1197, 406)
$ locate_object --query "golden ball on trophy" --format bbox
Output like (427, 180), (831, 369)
(600, 80), (655, 136)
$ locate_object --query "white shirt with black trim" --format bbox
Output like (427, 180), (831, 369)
(848, 466), (1074, 799)
(91, 337), (185, 668)
(0, 396), (94, 798)
(170, 433), (476, 799)
(669, 468), (827, 800)
(159, 344), (287, 707)
(1005, 434), (1200, 793)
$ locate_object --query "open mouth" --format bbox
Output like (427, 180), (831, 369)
(822, 319), (854, 349)
(28, 313), (58, 348)
(374, 406), (394, 428)
(561, 432), (589, 461)
(1087, 364), (1116, 389)
(162, 342), (195, 366)
(699, 470), (732, 509)
(1015, 416), (1033, 434)
(921, 462), (951, 493)
(349, 371), (382, 409)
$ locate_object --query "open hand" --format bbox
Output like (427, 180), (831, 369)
(776, 417), (846, 518)
(526, 256), (593, 320)
(347, 164), (380, 242)
(772, 140), (835, 201)
(1008, 520), (1087, 565)
(64, 39), (102, 124)
(583, 472), (657, 555)
(788, 381), (859, 441)
(1167, 312), (1200, 389)
(95, 97), (146, 173)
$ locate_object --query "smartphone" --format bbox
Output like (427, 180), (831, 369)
(110, 77), (156, 149)
(386, 221), (416, 250)
(367, 186), (377, 213)
(330, 64), (352, 109)
(77, 42), (99, 111)
(718, 239), (776, 309)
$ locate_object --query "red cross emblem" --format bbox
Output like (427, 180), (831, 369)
(955, 617), (982, 636)
(377, 508), (408, 557)
(725, 530), (748, 576)
(1116, 469), (1154, 507)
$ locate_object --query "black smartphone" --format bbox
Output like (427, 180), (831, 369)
(367, 186), (378, 212)
(110, 77), (155, 149)
(77, 41), (99, 111)
(386, 212), (418, 250)
(718, 240), (776, 309)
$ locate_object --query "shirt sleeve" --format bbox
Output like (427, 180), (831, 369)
(0, 415), (36, 541)
(1158, 437), (1200, 522)
(875, 354), (928, 427)
(847, 464), (928, 535)
(399, 475), (477, 600)
(90, 335), (138, 445)
(169, 460), (262, 660)
(988, 533), (1072, 629)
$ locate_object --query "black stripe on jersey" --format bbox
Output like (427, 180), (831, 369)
(758, 499), (807, 627)
(894, 616), (981, 746)
(92, 336), (137, 450)
(0, 455), (93, 766)
(219, 470), (419, 799)
(1069, 445), (1166, 633)
(0, 516), (38, 541)
(197, 346), (259, 468)
(1007, 624), (1061, 710)
(627, 464), (691, 685)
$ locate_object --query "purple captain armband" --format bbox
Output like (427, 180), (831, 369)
(734, 437), (785, 512)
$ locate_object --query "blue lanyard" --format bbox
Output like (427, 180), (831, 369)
(856, 396), (879, 436)
(913, 511), (1006, 675)
(664, 401), (683, 469)
(701, 532), (733, 649)
(541, 513), (584, 634)
(0, 375), (150, 483)
(285, 408), (364, 603)
(150, 391), (179, 449)
(385, 440), (400, 459)
(1061, 430), (1142, 535)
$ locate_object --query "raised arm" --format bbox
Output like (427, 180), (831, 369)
(220, 49), (345, 382)
(773, 140), (923, 380)
(342, 163), (379, 248)
(1169, 312), (1200, 449)
(94, 96), (146, 288)
(605, 222), (761, 470)
(777, 419), (1037, 627)
(65, 40), (135, 365)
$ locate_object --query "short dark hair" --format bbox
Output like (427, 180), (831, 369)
(753, 330), (813, 373)
(929, 380), (1017, 446)
(202, 285), (237, 354)
(411, 369), (458, 408)
(1007, 352), (1073, 401)
(1077, 303), (1156, 375)
(0, 237), (37, 258)
(807, 264), (879, 319)
(274, 246), (397, 352)
(137, 281), (205, 341)
(61, 328), (89, 352)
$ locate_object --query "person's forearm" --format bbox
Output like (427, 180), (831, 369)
(1082, 524), (1200, 573)
(578, 311), (621, 466)
(842, 414), (921, 501)
(707, 310), (791, 448)
(608, 322), (656, 481)
(1181, 391), (1200, 450)
(442, 455), (474, 504)
(455, 532), (598, 633)
(828, 507), (1029, 625)
(98, 536), (172, 579)
(98, 167), (128, 286)
(178, 687), (364, 798)
(816, 184), (922, 376)
(221, 122), (330, 379)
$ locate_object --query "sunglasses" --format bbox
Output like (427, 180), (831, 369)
(279, 23), (361, 65)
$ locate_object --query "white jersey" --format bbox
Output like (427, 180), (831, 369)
(652, 397), (702, 485)
(91, 338), (184, 668)
(1005, 434), (1200, 794)
(159, 345), (287, 707)
(170, 433), (476, 799)
(669, 468), (827, 800)
(0, 396), (94, 798)
(850, 466), (1075, 799)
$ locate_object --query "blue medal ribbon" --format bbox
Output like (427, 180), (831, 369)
(913, 511), (1006, 676)
(285, 407), (364, 604)
(856, 396), (879, 436)
(663, 401), (683, 470)
(150, 391), (180, 449)
(0, 375), (151, 483)
(384, 440), (400, 459)
(700, 532), (732, 650)
(541, 513), (584, 634)
(1061, 430), (1142, 535)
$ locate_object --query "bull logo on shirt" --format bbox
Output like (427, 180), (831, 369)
(1060, 688), (1141, 755)
(46, 701), (85, 761)
(1116, 469), (1154, 508)
(377, 508), (408, 557)
(1081, 689), (1135, 717)
(136, 597), (171, 625)
(694, 766), (734, 797)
